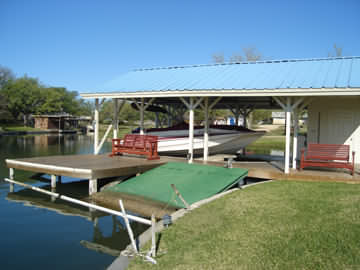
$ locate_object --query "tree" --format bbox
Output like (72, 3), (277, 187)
(212, 46), (262, 63)
(328, 44), (342, 57)
(2, 77), (43, 125)
(0, 66), (15, 89)
(229, 53), (243, 63)
(77, 99), (93, 116)
(243, 47), (262, 61)
(212, 53), (225, 63)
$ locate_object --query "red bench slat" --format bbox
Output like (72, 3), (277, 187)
(300, 143), (355, 175)
(109, 134), (159, 160)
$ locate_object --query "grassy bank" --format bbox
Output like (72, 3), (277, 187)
(247, 136), (285, 152)
(99, 124), (134, 139)
(129, 181), (360, 270)
(0, 124), (43, 132)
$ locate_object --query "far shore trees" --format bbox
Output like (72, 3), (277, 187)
(0, 66), (93, 126)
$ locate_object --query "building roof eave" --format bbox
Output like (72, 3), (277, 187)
(80, 88), (360, 99)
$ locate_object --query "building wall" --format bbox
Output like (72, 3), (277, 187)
(308, 96), (360, 163)
(34, 118), (49, 129)
(34, 117), (63, 129)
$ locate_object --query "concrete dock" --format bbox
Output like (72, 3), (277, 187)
(5, 153), (359, 197)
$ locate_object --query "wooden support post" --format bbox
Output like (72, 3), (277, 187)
(285, 97), (291, 174)
(292, 108), (299, 169)
(51, 174), (56, 189)
(94, 98), (100, 154)
(179, 97), (204, 164)
(151, 214), (156, 257)
(9, 168), (14, 193)
(203, 97), (209, 161)
(51, 187), (56, 202)
(95, 124), (112, 154)
(119, 199), (138, 253)
(89, 179), (98, 195)
(167, 105), (172, 127)
(140, 98), (144, 135)
(189, 97), (194, 163)
(113, 99), (119, 139)
(57, 175), (62, 184)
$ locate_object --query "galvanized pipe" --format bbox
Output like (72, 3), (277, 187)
(4, 178), (152, 225)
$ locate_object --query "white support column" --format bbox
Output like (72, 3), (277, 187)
(140, 98), (144, 135)
(113, 99), (119, 139)
(94, 98), (100, 154)
(285, 97), (292, 174)
(180, 97), (205, 163)
(89, 179), (98, 195)
(189, 97), (194, 163)
(203, 97), (209, 161)
(167, 105), (172, 127)
(51, 174), (57, 189)
(292, 108), (299, 169)
(9, 168), (14, 193)
(155, 112), (160, 128)
(95, 124), (113, 155)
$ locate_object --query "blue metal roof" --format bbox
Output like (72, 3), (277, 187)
(92, 57), (360, 93)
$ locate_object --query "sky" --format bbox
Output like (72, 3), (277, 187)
(1, 0), (360, 93)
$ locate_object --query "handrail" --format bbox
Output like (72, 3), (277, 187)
(4, 178), (151, 225)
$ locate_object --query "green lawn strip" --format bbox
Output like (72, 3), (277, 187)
(0, 124), (43, 132)
(98, 125), (133, 140)
(128, 181), (360, 270)
(247, 136), (286, 152)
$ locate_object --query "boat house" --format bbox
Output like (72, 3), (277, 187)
(33, 114), (91, 131)
(80, 56), (360, 174)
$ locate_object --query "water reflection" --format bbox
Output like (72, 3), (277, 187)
(6, 181), (148, 256)
(0, 134), (143, 269)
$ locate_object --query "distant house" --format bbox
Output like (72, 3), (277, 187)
(33, 114), (91, 130)
(271, 111), (307, 126)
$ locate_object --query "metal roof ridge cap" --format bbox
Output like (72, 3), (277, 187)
(131, 56), (360, 72)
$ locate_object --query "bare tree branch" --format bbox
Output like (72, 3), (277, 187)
(212, 53), (225, 63)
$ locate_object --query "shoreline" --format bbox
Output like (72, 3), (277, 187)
(0, 130), (80, 136)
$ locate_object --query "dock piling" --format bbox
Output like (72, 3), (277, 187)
(89, 179), (98, 195)
(9, 168), (14, 193)
(51, 174), (56, 189)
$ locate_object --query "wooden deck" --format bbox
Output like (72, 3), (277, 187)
(6, 154), (168, 179)
(5, 153), (359, 196)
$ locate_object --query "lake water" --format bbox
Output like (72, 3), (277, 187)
(0, 134), (148, 270)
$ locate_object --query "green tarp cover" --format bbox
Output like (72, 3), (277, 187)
(105, 162), (248, 208)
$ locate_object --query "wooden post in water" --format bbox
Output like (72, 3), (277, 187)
(9, 168), (14, 193)
(89, 179), (98, 195)
(51, 174), (56, 189)
(94, 98), (100, 154)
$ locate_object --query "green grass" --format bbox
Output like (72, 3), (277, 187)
(129, 181), (360, 270)
(99, 124), (134, 139)
(0, 124), (43, 132)
(247, 136), (285, 152)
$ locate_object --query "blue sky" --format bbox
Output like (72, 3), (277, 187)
(1, 0), (359, 93)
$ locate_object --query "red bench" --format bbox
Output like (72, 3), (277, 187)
(109, 134), (160, 160)
(300, 143), (355, 175)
